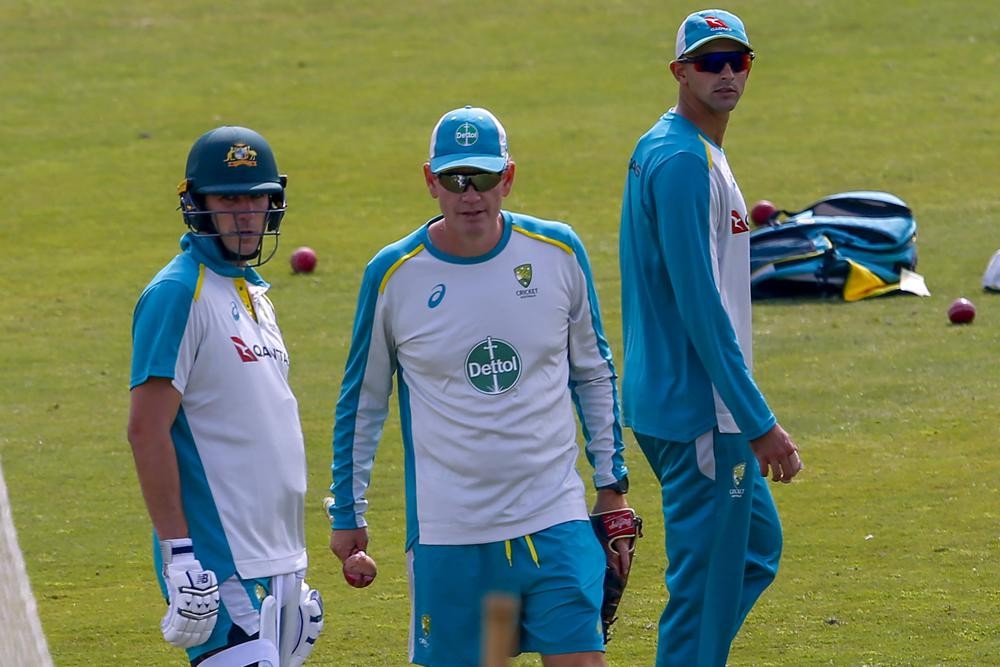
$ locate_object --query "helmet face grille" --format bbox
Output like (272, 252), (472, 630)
(178, 203), (285, 268)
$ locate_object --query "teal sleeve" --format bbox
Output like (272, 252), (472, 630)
(565, 230), (629, 486)
(650, 154), (774, 439)
(329, 256), (395, 530)
(130, 280), (194, 389)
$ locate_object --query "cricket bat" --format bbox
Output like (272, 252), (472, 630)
(481, 592), (519, 667)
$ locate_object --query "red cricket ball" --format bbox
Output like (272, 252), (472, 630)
(343, 551), (377, 588)
(750, 200), (778, 226)
(290, 246), (317, 274)
(947, 297), (976, 324)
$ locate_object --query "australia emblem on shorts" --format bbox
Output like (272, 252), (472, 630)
(418, 614), (431, 648)
(730, 462), (746, 498)
(466, 337), (521, 395)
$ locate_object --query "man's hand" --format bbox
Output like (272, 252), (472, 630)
(325, 497), (370, 563)
(330, 527), (376, 588)
(750, 424), (804, 483)
(330, 527), (369, 561)
(592, 489), (632, 577)
(159, 538), (219, 648)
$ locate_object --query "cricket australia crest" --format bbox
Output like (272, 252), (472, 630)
(514, 263), (538, 298)
(418, 613), (431, 649)
(730, 462), (746, 498)
(514, 263), (532, 287)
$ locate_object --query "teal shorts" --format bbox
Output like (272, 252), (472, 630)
(408, 520), (606, 667)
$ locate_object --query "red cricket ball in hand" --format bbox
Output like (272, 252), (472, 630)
(343, 550), (377, 588)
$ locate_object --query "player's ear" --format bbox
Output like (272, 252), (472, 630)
(668, 60), (685, 83)
(500, 161), (516, 196)
(422, 163), (439, 199)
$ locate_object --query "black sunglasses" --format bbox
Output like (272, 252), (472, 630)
(437, 171), (504, 194)
(678, 50), (755, 74)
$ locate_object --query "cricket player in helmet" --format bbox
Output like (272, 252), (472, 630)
(127, 126), (323, 665)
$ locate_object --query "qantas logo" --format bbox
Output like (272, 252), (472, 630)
(232, 336), (258, 362)
(705, 16), (729, 29)
(730, 210), (749, 234)
(231, 336), (289, 365)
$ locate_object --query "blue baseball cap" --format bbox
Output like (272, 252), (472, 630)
(675, 9), (752, 58)
(428, 106), (509, 174)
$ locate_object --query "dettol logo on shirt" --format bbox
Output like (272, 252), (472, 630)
(465, 337), (521, 395)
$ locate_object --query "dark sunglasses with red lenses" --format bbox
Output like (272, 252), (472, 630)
(437, 171), (504, 194)
(678, 50), (755, 74)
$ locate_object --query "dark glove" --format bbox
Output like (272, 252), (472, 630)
(589, 508), (642, 643)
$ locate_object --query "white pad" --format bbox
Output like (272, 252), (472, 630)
(196, 638), (279, 666)
(255, 574), (324, 666)
(280, 582), (325, 667)
(258, 587), (280, 650)
(983, 249), (1000, 291)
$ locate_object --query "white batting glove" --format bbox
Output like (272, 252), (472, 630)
(159, 538), (220, 648)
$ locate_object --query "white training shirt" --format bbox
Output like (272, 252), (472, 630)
(330, 212), (628, 547)
(131, 233), (307, 580)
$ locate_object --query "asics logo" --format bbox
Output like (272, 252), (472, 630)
(428, 283), (446, 309)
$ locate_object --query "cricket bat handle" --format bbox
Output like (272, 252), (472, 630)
(481, 592), (519, 667)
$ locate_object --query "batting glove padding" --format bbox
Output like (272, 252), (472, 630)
(589, 508), (643, 643)
(159, 538), (220, 648)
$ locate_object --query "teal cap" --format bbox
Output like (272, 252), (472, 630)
(675, 9), (752, 58)
(428, 106), (509, 174)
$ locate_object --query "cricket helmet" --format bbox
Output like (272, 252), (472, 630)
(177, 126), (288, 265)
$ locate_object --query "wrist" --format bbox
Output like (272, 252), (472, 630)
(160, 537), (195, 565)
(597, 475), (629, 495)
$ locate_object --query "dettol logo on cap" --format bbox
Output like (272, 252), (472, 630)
(455, 122), (479, 147)
(466, 337), (521, 395)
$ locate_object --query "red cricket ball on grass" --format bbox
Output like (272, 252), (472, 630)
(750, 200), (778, 227)
(290, 246), (318, 274)
(947, 297), (975, 324)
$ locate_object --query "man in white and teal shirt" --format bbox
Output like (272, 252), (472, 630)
(329, 106), (631, 667)
(619, 10), (805, 667)
(128, 126), (322, 666)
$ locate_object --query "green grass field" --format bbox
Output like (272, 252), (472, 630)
(2, 1), (998, 665)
